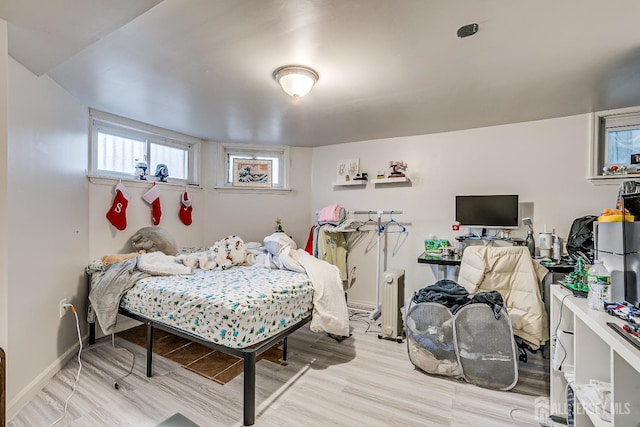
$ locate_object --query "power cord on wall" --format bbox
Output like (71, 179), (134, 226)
(48, 304), (82, 427)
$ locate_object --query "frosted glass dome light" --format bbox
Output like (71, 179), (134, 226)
(273, 65), (319, 97)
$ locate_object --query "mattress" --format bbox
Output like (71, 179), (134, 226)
(119, 265), (314, 348)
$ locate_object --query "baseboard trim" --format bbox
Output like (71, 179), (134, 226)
(7, 333), (88, 421)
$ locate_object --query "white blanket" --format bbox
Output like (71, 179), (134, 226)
(254, 234), (350, 337)
(137, 252), (192, 275)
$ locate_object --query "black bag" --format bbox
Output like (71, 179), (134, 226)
(566, 215), (598, 262)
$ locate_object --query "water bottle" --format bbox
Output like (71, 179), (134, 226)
(525, 230), (535, 257)
(553, 235), (561, 261)
(587, 260), (611, 311)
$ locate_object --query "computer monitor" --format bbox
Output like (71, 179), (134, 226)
(455, 195), (519, 233)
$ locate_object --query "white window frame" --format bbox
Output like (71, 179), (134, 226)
(216, 143), (290, 190)
(89, 109), (201, 185)
(590, 106), (640, 184)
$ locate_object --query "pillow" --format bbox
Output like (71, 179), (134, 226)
(263, 232), (296, 256)
(130, 226), (178, 255)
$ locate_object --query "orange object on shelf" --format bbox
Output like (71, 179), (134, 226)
(597, 214), (635, 222)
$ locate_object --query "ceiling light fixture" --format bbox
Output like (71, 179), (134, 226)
(273, 65), (319, 97)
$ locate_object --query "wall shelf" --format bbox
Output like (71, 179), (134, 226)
(371, 177), (409, 184)
(332, 180), (367, 187)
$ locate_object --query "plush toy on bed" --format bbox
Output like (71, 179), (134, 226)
(176, 235), (248, 270)
(130, 226), (178, 255)
(211, 235), (247, 269)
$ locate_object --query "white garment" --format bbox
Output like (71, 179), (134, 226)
(254, 233), (350, 337)
(137, 252), (192, 275)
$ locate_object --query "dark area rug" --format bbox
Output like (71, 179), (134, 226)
(117, 325), (286, 385)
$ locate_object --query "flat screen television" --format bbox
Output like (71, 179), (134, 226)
(455, 195), (519, 232)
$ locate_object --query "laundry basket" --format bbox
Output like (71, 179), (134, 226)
(454, 304), (518, 390)
(405, 301), (463, 378)
(405, 299), (518, 390)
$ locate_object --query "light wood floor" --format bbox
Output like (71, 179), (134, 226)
(9, 315), (547, 427)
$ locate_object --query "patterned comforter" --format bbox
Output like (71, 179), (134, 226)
(119, 265), (314, 348)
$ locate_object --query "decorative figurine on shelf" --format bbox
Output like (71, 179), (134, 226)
(154, 163), (169, 182)
(564, 257), (589, 293)
(275, 217), (285, 233)
(603, 164), (628, 175)
(135, 158), (148, 180)
(389, 160), (407, 178)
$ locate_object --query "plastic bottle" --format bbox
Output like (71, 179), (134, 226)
(525, 230), (535, 257)
(553, 235), (561, 261)
(587, 260), (611, 311)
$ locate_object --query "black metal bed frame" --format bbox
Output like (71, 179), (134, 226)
(89, 310), (312, 426)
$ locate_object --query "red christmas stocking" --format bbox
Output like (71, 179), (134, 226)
(142, 183), (162, 225)
(179, 191), (192, 226)
(105, 182), (129, 230)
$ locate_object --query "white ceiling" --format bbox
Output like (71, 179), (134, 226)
(2, 0), (640, 147)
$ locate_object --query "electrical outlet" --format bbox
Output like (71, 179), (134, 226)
(59, 298), (68, 318)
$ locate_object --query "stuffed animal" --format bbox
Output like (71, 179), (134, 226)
(211, 235), (247, 270)
(175, 236), (247, 270)
(101, 252), (141, 269)
(130, 226), (178, 255)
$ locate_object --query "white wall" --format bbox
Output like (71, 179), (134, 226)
(6, 58), (89, 417)
(311, 114), (617, 307)
(202, 144), (313, 246)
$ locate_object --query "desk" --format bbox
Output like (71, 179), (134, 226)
(417, 252), (461, 280)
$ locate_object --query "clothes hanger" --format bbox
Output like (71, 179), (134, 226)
(356, 212), (378, 231)
(383, 212), (406, 233)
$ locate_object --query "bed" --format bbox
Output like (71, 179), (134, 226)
(86, 240), (349, 426)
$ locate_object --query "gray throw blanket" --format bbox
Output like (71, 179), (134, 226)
(88, 257), (150, 334)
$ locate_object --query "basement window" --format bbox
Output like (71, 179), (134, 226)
(217, 143), (289, 190)
(89, 109), (200, 185)
(591, 106), (640, 182)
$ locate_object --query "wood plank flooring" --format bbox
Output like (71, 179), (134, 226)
(9, 316), (548, 427)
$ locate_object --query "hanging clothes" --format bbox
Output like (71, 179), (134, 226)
(316, 225), (348, 281)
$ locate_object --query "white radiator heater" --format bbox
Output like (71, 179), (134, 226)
(378, 268), (405, 343)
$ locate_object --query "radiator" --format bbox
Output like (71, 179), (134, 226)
(379, 269), (405, 342)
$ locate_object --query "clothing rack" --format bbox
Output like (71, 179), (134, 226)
(351, 210), (404, 320)
(314, 208), (405, 320)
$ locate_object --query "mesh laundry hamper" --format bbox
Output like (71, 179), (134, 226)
(405, 300), (518, 390)
(405, 301), (463, 378)
(454, 304), (518, 390)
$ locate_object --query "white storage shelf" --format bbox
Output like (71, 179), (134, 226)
(370, 176), (409, 184)
(332, 180), (367, 187)
(550, 285), (640, 426)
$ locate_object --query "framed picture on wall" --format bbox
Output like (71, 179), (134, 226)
(232, 159), (273, 188)
(336, 158), (359, 183)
